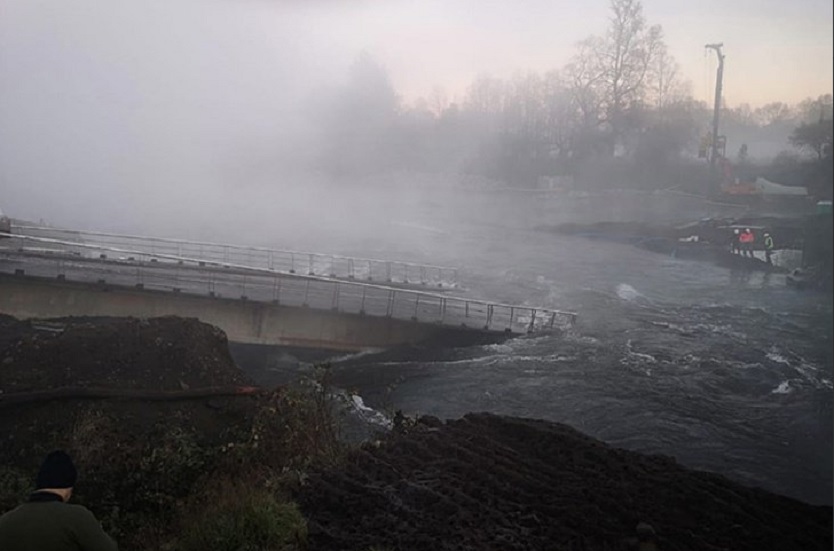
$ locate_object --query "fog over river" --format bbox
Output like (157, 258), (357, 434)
(219, 184), (831, 507)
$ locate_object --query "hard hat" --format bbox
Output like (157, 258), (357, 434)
(745, 228), (750, 232)
(734, 229), (739, 234)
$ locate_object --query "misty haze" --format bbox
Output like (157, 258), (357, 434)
(0, 1), (832, 550)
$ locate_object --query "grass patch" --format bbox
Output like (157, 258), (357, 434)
(177, 480), (307, 551)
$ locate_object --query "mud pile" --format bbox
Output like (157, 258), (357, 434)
(0, 314), (250, 392)
(0, 315), (264, 548)
(299, 413), (833, 551)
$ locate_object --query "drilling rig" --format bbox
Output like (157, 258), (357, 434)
(705, 43), (725, 197)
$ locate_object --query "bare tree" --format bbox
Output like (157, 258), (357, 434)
(790, 119), (833, 160)
(752, 102), (792, 126)
(795, 94), (834, 123)
(541, 71), (580, 161)
(464, 74), (507, 133)
(577, 0), (664, 150)
(320, 52), (401, 177)
(565, 37), (605, 131)
(649, 42), (689, 114)
(428, 86), (450, 117)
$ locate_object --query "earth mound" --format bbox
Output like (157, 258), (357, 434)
(298, 413), (833, 551)
(0, 314), (249, 392)
(0, 315), (269, 549)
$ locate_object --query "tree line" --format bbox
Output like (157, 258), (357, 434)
(309, 0), (833, 197)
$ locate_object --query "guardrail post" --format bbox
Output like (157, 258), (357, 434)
(527, 309), (537, 333)
(386, 290), (395, 317)
(308, 254), (314, 275)
(331, 282), (340, 311)
(360, 286), (366, 314)
(348, 258), (354, 279)
(486, 304), (493, 329)
(302, 280), (310, 307)
(412, 295), (420, 320)
(465, 301), (469, 318)
(273, 276), (281, 304)
(549, 312), (557, 329)
(509, 307), (515, 331)
(386, 262), (392, 282)
(290, 253), (296, 274)
(134, 263), (143, 289)
(206, 270), (215, 296)
(440, 298), (446, 321)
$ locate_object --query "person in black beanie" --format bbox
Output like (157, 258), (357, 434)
(0, 450), (117, 551)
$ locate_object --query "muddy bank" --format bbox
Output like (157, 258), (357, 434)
(540, 220), (790, 273)
(299, 413), (832, 551)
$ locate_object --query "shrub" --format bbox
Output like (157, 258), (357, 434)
(177, 482), (307, 551)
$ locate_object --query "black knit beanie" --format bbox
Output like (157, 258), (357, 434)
(35, 450), (78, 489)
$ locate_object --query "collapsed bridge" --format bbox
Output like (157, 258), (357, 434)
(0, 226), (575, 352)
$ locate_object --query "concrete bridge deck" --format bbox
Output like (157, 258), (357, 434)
(0, 232), (575, 351)
(11, 224), (458, 288)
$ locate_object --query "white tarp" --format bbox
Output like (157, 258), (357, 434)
(753, 177), (808, 196)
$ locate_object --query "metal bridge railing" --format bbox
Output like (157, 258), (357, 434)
(11, 225), (459, 287)
(0, 233), (576, 334)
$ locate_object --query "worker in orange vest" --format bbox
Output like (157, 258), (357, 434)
(739, 228), (754, 257)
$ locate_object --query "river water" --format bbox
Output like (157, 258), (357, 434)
(243, 185), (832, 506)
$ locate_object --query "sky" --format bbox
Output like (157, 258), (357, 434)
(0, 0), (832, 230)
(325, 0), (833, 107)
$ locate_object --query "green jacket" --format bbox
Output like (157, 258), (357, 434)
(0, 492), (117, 551)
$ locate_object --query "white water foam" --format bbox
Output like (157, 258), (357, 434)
(616, 283), (642, 302)
(624, 339), (657, 363)
(327, 349), (383, 365)
(620, 340), (657, 376)
(564, 332), (601, 345)
(349, 393), (392, 429)
(377, 355), (503, 368)
(507, 354), (578, 363)
(766, 352), (791, 366)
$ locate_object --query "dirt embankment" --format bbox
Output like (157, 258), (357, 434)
(0, 315), (274, 549)
(299, 414), (833, 551)
(0, 315), (831, 551)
